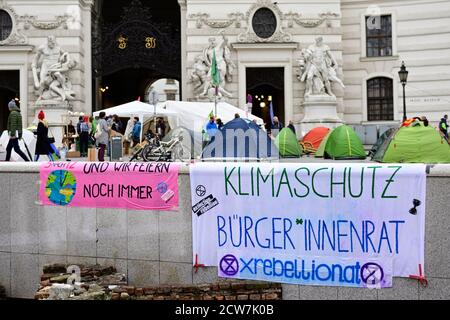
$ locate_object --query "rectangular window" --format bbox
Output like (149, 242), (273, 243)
(367, 77), (394, 121)
(366, 15), (392, 57)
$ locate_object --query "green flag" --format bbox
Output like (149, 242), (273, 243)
(211, 50), (220, 87)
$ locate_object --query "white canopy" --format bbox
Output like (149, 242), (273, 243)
(161, 100), (264, 129)
(160, 101), (265, 158)
(93, 100), (177, 122)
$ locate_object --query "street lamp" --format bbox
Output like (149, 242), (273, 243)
(398, 61), (409, 121)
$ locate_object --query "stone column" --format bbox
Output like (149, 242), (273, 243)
(81, 0), (94, 113)
(178, 0), (187, 101)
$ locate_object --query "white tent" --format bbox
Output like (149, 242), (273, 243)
(93, 100), (177, 123)
(0, 130), (36, 161)
(161, 100), (264, 129)
(93, 100), (179, 141)
(161, 101), (265, 157)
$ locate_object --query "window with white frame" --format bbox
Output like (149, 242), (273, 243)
(365, 15), (392, 57)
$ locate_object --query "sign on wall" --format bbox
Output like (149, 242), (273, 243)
(40, 162), (180, 211)
(191, 163), (426, 288)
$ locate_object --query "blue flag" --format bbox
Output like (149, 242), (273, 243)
(269, 101), (275, 125)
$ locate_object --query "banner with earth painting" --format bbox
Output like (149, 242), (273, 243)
(40, 162), (180, 210)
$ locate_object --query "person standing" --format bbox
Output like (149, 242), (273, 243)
(440, 115), (448, 139)
(270, 116), (283, 137)
(156, 118), (166, 138)
(34, 110), (54, 161)
(203, 116), (218, 149)
(111, 115), (123, 134)
(64, 119), (76, 150)
(5, 100), (29, 161)
(287, 120), (296, 135)
(216, 118), (224, 130)
(76, 116), (83, 135)
(96, 112), (109, 162)
(132, 117), (142, 147)
(79, 116), (90, 157)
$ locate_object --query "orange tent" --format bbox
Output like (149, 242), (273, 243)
(301, 127), (330, 153)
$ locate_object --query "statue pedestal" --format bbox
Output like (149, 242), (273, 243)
(34, 101), (72, 149)
(299, 95), (343, 136)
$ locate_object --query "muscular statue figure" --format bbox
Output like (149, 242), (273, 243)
(191, 31), (235, 99)
(299, 37), (345, 98)
(32, 35), (76, 102)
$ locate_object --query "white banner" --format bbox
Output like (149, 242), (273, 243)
(191, 163), (426, 288)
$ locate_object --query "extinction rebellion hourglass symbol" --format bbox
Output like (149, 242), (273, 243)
(220, 255), (239, 276)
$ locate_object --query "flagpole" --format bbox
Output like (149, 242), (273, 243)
(214, 86), (218, 118)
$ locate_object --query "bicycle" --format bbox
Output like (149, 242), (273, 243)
(141, 133), (191, 162)
(129, 133), (157, 162)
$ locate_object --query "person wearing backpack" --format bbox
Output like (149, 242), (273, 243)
(5, 99), (29, 161)
(79, 116), (91, 157)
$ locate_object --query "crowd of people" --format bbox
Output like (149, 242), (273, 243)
(2, 99), (153, 162)
(201, 112), (298, 148)
(2, 98), (449, 162)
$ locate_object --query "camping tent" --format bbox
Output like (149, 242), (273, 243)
(0, 129), (36, 161)
(372, 122), (450, 163)
(368, 127), (397, 158)
(161, 101), (265, 157)
(315, 125), (366, 159)
(275, 128), (302, 157)
(301, 127), (330, 153)
(202, 118), (277, 160)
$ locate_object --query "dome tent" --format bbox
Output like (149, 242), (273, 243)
(275, 127), (302, 158)
(315, 125), (366, 160)
(372, 122), (450, 163)
(201, 118), (277, 161)
(301, 126), (330, 154)
(368, 127), (397, 158)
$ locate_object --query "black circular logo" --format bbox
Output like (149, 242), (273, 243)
(252, 8), (277, 39)
(360, 263), (384, 285)
(196, 185), (206, 197)
(220, 255), (239, 276)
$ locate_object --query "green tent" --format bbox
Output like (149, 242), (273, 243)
(373, 122), (450, 163)
(315, 125), (366, 159)
(315, 131), (331, 158)
(275, 128), (302, 157)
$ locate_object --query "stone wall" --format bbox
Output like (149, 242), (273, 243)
(0, 163), (450, 300)
(34, 263), (281, 300)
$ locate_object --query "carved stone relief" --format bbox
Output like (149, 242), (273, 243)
(0, 1), (27, 45)
(189, 12), (244, 29)
(237, 0), (292, 43)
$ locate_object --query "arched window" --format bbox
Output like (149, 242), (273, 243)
(0, 9), (13, 41)
(367, 77), (394, 121)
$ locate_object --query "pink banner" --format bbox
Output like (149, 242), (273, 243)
(39, 162), (180, 211)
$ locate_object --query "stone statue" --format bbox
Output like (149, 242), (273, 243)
(298, 36), (345, 98)
(32, 35), (77, 103)
(190, 55), (209, 92)
(190, 31), (235, 99)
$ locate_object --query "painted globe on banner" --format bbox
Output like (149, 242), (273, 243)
(45, 170), (77, 206)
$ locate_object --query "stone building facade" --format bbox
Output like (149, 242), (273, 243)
(0, 0), (449, 136)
